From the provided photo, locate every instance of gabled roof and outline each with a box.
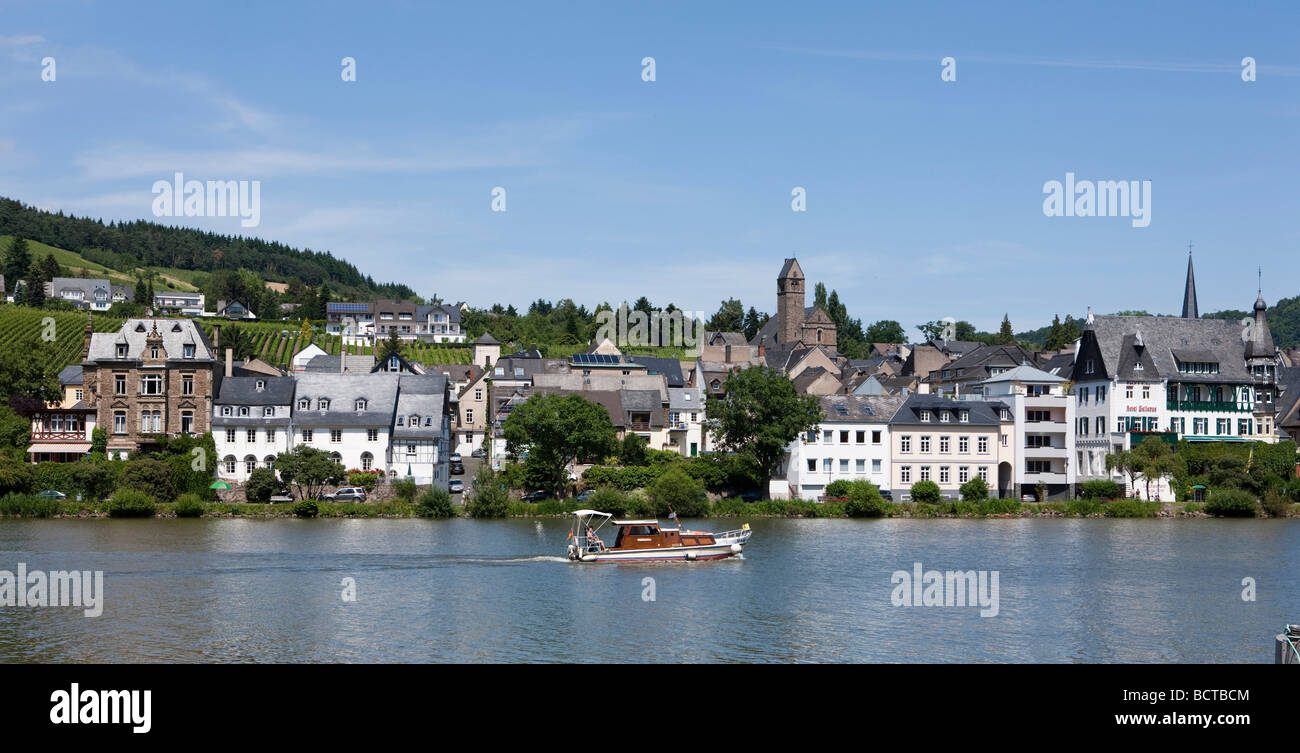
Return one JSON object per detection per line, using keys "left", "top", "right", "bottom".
{"left": 1082, "top": 315, "right": 1252, "bottom": 383}
{"left": 978, "top": 363, "right": 1066, "bottom": 385}
{"left": 215, "top": 376, "right": 296, "bottom": 405}
{"left": 293, "top": 373, "right": 400, "bottom": 427}
{"left": 392, "top": 374, "right": 450, "bottom": 438}
{"left": 626, "top": 356, "right": 684, "bottom": 387}
{"left": 58, "top": 365, "right": 83, "bottom": 386}
{"left": 817, "top": 394, "right": 905, "bottom": 424}
{"left": 86, "top": 318, "right": 214, "bottom": 362}
{"left": 889, "top": 394, "right": 1008, "bottom": 426}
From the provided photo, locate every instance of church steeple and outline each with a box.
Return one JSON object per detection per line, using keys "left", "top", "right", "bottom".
{"left": 1181, "top": 246, "right": 1198, "bottom": 319}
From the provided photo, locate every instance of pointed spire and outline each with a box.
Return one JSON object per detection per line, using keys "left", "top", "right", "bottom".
{"left": 1181, "top": 247, "right": 1198, "bottom": 319}
{"left": 1246, "top": 285, "right": 1275, "bottom": 360}
{"left": 1085, "top": 306, "right": 1094, "bottom": 327}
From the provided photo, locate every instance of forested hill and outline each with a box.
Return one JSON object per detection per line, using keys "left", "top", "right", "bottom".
{"left": 0, "top": 198, "right": 414, "bottom": 299}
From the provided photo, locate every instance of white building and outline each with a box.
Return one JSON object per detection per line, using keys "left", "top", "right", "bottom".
{"left": 667, "top": 387, "right": 708, "bottom": 457}
{"left": 214, "top": 376, "right": 295, "bottom": 482}
{"left": 291, "top": 372, "right": 451, "bottom": 487}
{"left": 155, "top": 291, "right": 205, "bottom": 316}
{"left": 783, "top": 394, "right": 904, "bottom": 499}
{"left": 974, "top": 363, "right": 1076, "bottom": 498}
{"left": 291, "top": 344, "right": 328, "bottom": 373}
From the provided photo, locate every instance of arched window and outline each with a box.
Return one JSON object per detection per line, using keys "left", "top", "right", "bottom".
{"left": 263, "top": 456, "right": 276, "bottom": 469}
{"left": 330, "top": 452, "right": 342, "bottom": 463}
{"left": 223, "top": 455, "right": 237, "bottom": 475}
{"left": 361, "top": 452, "right": 373, "bottom": 471}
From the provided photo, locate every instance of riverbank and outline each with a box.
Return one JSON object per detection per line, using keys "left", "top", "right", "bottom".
{"left": 3, "top": 495, "right": 1296, "bottom": 519}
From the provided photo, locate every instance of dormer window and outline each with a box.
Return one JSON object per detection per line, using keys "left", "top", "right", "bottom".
{"left": 396, "top": 416, "right": 404, "bottom": 426}
{"left": 255, "top": 380, "right": 265, "bottom": 390}
{"left": 117, "top": 345, "right": 128, "bottom": 358}
{"left": 919, "top": 410, "right": 931, "bottom": 422}
{"left": 150, "top": 347, "right": 159, "bottom": 359}
{"left": 222, "top": 406, "right": 232, "bottom": 416}
{"left": 238, "top": 407, "right": 249, "bottom": 417}
{"left": 355, "top": 399, "right": 367, "bottom": 411}
{"left": 424, "top": 417, "right": 432, "bottom": 426}
{"left": 317, "top": 398, "right": 330, "bottom": 410}
{"left": 410, "top": 415, "right": 419, "bottom": 426}
{"left": 298, "top": 398, "right": 310, "bottom": 410}
{"left": 959, "top": 410, "right": 969, "bottom": 423}
{"left": 263, "top": 407, "right": 274, "bottom": 417}
{"left": 184, "top": 344, "right": 195, "bottom": 358}
{"left": 939, "top": 411, "right": 951, "bottom": 423}
{"left": 1085, "top": 359, "right": 1095, "bottom": 375}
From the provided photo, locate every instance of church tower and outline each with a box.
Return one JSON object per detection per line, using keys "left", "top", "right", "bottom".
{"left": 1181, "top": 249, "right": 1199, "bottom": 319}
{"left": 776, "top": 258, "right": 805, "bottom": 345}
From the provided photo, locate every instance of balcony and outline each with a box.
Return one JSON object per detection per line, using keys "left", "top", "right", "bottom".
{"left": 1167, "top": 400, "right": 1249, "bottom": 413}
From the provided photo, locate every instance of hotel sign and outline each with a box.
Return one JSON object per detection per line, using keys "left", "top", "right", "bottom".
{"left": 1126, "top": 405, "right": 1157, "bottom": 412}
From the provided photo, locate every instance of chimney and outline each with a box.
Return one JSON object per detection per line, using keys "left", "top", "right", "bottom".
{"left": 725, "top": 344, "right": 732, "bottom": 362}
{"left": 225, "top": 348, "right": 233, "bottom": 378}
{"left": 212, "top": 324, "right": 221, "bottom": 348}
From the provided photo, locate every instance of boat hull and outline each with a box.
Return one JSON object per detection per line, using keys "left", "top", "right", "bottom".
{"left": 575, "top": 542, "right": 742, "bottom": 562}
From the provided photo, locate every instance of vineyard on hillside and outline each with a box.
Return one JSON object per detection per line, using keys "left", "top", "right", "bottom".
{"left": 0, "top": 307, "right": 125, "bottom": 372}
{"left": 192, "top": 320, "right": 473, "bottom": 369}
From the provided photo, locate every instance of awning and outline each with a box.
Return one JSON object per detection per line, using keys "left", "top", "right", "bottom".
{"left": 26, "top": 442, "right": 91, "bottom": 454}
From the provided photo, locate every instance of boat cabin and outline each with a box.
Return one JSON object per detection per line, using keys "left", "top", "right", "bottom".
{"left": 611, "top": 520, "right": 715, "bottom": 550}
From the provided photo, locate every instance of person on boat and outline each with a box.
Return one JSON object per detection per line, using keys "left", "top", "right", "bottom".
{"left": 586, "top": 526, "right": 605, "bottom": 551}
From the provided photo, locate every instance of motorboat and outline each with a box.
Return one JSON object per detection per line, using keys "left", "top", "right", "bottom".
{"left": 566, "top": 510, "right": 751, "bottom": 562}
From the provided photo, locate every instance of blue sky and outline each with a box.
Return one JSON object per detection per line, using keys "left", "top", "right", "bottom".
{"left": 1, "top": 1, "right": 1298, "bottom": 334}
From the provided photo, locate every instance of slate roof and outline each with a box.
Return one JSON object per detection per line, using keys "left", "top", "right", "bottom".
{"left": 979, "top": 363, "right": 1067, "bottom": 384}
{"left": 927, "top": 344, "right": 1038, "bottom": 383}
{"left": 1274, "top": 366, "right": 1300, "bottom": 431}
{"left": 392, "top": 374, "right": 449, "bottom": 439}
{"left": 58, "top": 365, "right": 83, "bottom": 386}
{"left": 668, "top": 387, "right": 704, "bottom": 412}
{"left": 889, "top": 394, "right": 1008, "bottom": 426}
{"left": 293, "top": 373, "right": 400, "bottom": 427}
{"left": 415, "top": 303, "right": 462, "bottom": 324}
{"left": 473, "top": 333, "right": 499, "bottom": 345}
{"left": 1080, "top": 315, "right": 1252, "bottom": 384}
{"left": 86, "top": 319, "right": 215, "bottom": 362}
{"left": 705, "top": 331, "right": 749, "bottom": 347}
{"left": 215, "top": 376, "right": 296, "bottom": 406}
{"left": 627, "top": 356, "right": 684, "bottom": 387}
{"left": 817, "top": 394, "right": 906, "bottom": 424}
{"left": 303, "top": 354, "right": 378, "bottom": 373}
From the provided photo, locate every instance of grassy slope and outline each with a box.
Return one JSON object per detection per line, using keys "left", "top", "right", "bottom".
{"left": 1, "top": 235, "right": 202, "bottom": 292}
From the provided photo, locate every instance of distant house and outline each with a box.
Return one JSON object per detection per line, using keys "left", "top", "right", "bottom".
{"left": 291, "top": 344, "right": 328, "bottom": 373}
{"left": 213, "top": 301, "right": 256, "bottom": 320}
{"left": 154, "top": 291, "right": 205, "bottom": 316}
{"left": 47, "top": 277, "right": 116, "bottom": 311}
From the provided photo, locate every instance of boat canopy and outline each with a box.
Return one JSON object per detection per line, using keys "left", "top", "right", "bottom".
{"left": 611, "top": 519, "right": 659, "bottom": 526}
{"left": 572, "top": 509, "right": 614, "bottom": 518}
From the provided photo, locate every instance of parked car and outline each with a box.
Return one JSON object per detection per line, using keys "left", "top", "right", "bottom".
{"left": 521, "top": 489, "right": 553, "bottom": 502}
{"left": 1021, "top": 494, "right": 1037, "bottom": 502}
{"left": 270, "top": 488, "right": 293, "bottom": 503}
{"left": 449, "top": 453, "right": 462, "bottom": 463}
{"left": 740, "top": 491, "right": 761, "bottom": 503}
{"left": 880, "top": 489, "right": 893, "bottom": 501}
{"left": 449, "top": 480, "right": 464, "bottom": 494}
{"left": 325, "top": 487, "right": 368, "bottom": 502}
{"left": 450, "top": 462, "right": 465, "bottom": 475}
{"left": 575, "top": 489, "right": 595, "bottom": 502}
{"left": 36, "top": 490, "right": 66, "bottom": 499}
{"left": 470, "top": 448, "right": 486, "bottom": 458}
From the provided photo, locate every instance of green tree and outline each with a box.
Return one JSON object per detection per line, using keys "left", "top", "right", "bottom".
{"left": 244, "top": 467, "right": 280, "bottom": 503}
{"left": 915, "top": 321, "right": 945, "bottom": 341}
{"left": 705, "top": 366, "right": 823, "bottom": 498}
{"left": 274, "top": 446, "right": 346, "bottom": 500}
{"left": 502, "top": 393, "right": 617, "bottom": 497}
{"left": 910, "top": 479, "right": 942, "bottom": 504}
{"left": 648, "top": 466, "right": 708, "bottom": 517}
{"left": 0, "top": 333, "right": 61, "bottom": 410}
{"left": 24, "top": 260, "right": 47, "bottom": 307}
{"left": 1043, "top": 315, "right": 1065, "bottom": 350}
{"left": 742, "top": 307, "right": 767, "bottom": 341}
{"left": 619, "top": 432, "right": 648, "bottom": 466}
{"left": 997, "top": 314, "right": 1015, "bottom": 344}
{"left": 705, "top": 298, "right": 745, "bottom": 333}
{"left": 3, "top": 237, "right": 31, "bottom": 286}
{"left": 467, "top": 465, "right": 509, "bottom": 518}
{"left": 960, "top": 476, "right": 989, "bottom": 502}
{"left": 864, "top": 320, "right": 906, "bottom": 344}
{"left": 120, "top": 458, "right": 176, "bottom": 501}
